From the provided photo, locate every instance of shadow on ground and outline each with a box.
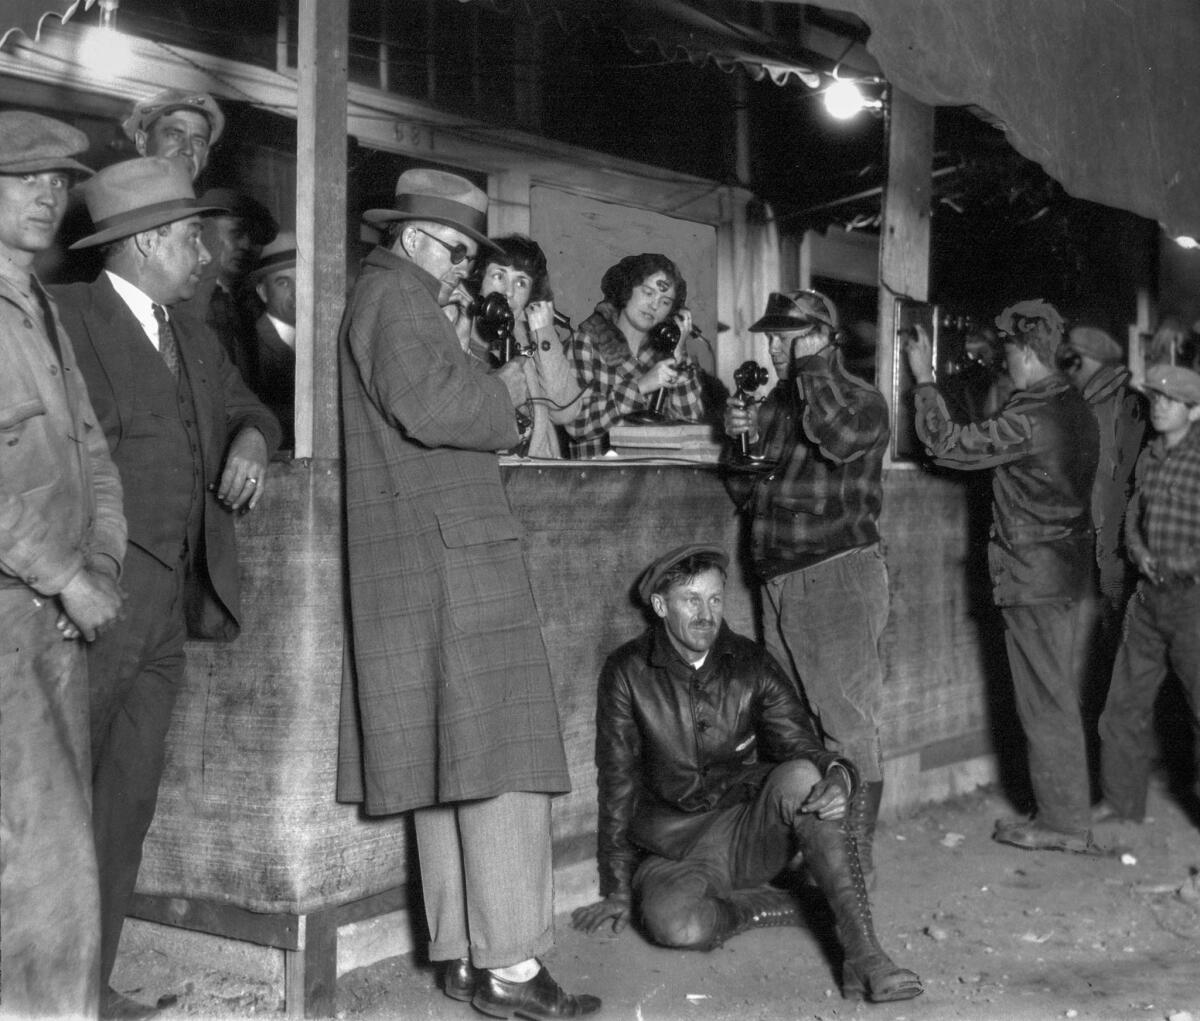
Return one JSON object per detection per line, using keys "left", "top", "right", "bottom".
{"left": 114, "top": 779, "right": 1200, "bottom": 1021}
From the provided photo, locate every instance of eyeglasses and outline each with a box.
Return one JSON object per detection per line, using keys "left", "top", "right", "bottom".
{"left": 414, "top": 227, "right": 474, "bottom": 266}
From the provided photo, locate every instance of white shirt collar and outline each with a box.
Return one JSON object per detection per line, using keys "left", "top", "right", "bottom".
{"left": 105, "top": 270, "right": 162, "bottom": 349}
{"left": 266, "top": 312, "right": 296, "bottom": 348}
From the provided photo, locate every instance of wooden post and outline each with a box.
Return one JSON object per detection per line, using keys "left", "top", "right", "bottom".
{"left": 877, "top": 87, "right": 933, "bottom": 466}
{"left": 296, "top": 0, "right": 347, "bottom": 461}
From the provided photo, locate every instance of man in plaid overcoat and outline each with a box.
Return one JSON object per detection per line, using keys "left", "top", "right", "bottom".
{"left": 337, "top": 168, "right": 600, "bottom": 1020}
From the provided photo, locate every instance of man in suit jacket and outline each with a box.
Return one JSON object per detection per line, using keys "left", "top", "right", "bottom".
{"left": 53, "top": 156, "right": 280, "bottom": 1016}
{"left": 248, "top": 231, "right": 297, "bottom": 449}
{"left": 338, "top": 169, "right": 599, "bottom": 1020}
{"left": 0, "top": 110, "right": 126, "bottom": 1021}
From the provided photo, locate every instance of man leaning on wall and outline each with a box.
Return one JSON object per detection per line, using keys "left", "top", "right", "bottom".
{"left": 0, "top": 110, "right": 126, "bottom": 1020}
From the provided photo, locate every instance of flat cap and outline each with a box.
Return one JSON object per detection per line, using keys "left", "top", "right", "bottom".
{"left": 1066, "top": 326, "right": 1123, "bottom": 364}
{"left": 637, "top": 543, "right": 729, "bottom": 604}
{"left": 0, "top": 110, "right": 92, "bottom": 177}
{"left": 995, "top": 299, "right": 1065, "bottom": 338}
{"left": 122, "top": 89, "right": 225, "bottom": 146}
{"left": 197, "top": 188, "right": 278, "bottom": 246}
{"left": 1142, "top": 364, "right": 1200, "bottom": 406}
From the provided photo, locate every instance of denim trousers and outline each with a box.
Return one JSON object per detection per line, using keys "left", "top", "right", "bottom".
{"left": 0, "top": 589, "right": 100, "bottom": 1018}
{"left": 413, "top": 791, "right": 555, "bottom": 969}
{"left": 762, "top": 546, "right": 890, "bottom": 781}
{"left": 632, "top": 760, "right": 821, "bottom": 948}
{"left": 1099, "top": 582, "right": 1200, "bottom": 821}
{"left": 1000, "top": 600, "right": 1093, "bottom": 833}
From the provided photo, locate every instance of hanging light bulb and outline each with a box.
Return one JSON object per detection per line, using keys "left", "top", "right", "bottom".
{"left": 80, "top": 0, "right": 133, "bottom": 78}
{"left": 1174, "top": 235, "right": 1199, "bottom": 250}
{"left": 822, "top": 78, "right": 886, "bottom": 121}
{"left": 823, "top": 79, "right": 866, "bottom": 120}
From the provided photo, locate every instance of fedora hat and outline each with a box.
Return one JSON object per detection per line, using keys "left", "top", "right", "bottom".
{"left": 749, "top": 289, "right": 839, "bottom": 333}
{"left": 0, "top": 110, "right": 93, "bottom": 178}
{"left": 70, "top": 157, "right": 228, "bottom": 250}
{"left": 197, "top": 188, "right": 279, "bottom": 246}
{"left": 362, "top": 168, "right": 498, "bottom": 250}
{"left": 122, "top": 88, "right": 225, "bottom": 147}
{"left": 250, "top": 231, "right": 298, "bottom": 280}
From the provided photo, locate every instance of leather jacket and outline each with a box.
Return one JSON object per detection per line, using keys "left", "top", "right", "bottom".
{"left": 594, "top": 621, "right": 856, "bottom": 898}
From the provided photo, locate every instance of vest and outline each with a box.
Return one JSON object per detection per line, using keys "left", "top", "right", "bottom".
{"left": 115, "top": 349, "right": 206, "bottom": 569}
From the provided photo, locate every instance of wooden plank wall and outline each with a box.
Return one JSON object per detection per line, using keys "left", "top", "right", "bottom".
{"left": 138, "top": 460, "right": 1007, "bottom": 914}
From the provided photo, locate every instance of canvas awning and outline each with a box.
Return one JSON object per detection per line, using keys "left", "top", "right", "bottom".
{"left": 512, "top": 0, "right": 1200, "bottom": 238}
{"left": 815, "top": 0, "right": 1200, "bottom": 240}
{"left": 0, "top": 0, "right": 94, "bottom": 49}
{"left": 6, "top": 0, "right": 1198, "bottom": 238}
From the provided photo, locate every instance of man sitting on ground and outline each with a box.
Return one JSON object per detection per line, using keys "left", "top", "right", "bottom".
{"left": 571, "top": 544, "right": 922, "bottom": 1004}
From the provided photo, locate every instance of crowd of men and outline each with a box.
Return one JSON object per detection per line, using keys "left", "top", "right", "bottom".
{"left": 3, "top": 83, "right": 1199, "bottom": 1021}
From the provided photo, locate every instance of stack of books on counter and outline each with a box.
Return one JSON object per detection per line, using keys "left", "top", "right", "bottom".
{"left": 608, "top": 421, "right": 723, "bottom": 463}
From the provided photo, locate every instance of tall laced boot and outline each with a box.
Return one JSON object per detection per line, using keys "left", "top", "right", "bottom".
{"left": 703, "top": 885, "right": 804, "bottom": 950}
{"left": 847, "top": 780, "right": 883, "bottom": 889}
{"left": 795, "top": 813, "right": 923, "bottom": 1003}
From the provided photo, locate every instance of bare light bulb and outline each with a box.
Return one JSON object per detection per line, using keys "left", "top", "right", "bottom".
{"left": 823, "top": 80, "right": 865, "bottom": 120}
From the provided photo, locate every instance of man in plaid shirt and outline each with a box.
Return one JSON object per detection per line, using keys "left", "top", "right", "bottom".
{"left": 1096, "top": 364, "right": 1200, "bottom": 826}
{"left": 723, "top": 289, "right": 891, "bottom": 885}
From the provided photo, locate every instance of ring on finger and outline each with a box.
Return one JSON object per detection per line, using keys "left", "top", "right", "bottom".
{"left": 247, "top": 477, "right": 258, "bottom": 486}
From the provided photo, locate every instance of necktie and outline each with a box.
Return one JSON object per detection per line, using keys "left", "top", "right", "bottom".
{"left": 152, "top": 303, "right": 181, "bottom": 380}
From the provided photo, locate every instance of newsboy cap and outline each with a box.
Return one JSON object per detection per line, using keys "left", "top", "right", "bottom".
{"left": 637, "top": 543, "right": 729, "bottom": 605}
{"left": 362, "top": 168, "right": 499, "bottom": 250}
{"left": 0, "top": 110, "right": 92, "bottom": 178}
{"left": 197, "top": 188, "right": 279, "bottom": 246}
{"left": 250, "top": 231, "right": 298, "bottom": 280}
{"left": 995, "top": 299, "right": 1065, "bottom": 338}
{"left": 1065, "top": 326, "right": 1123, "bottom": 364}
{"left": 122, "top": 88, "right": 225, "bottom": 146}
{"left": 749, "top": 289, "right": 839, "bottom": 333}
{"left": 1142, "top": 364, "right": 1200, "bottom": 406}
{"left": 70, "top": 157, "right": 228, "bottom": 250}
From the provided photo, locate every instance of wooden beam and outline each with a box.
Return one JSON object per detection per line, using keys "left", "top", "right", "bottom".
{"left": 877, "top": 87, "right": 933, "bottom": 466}
{"left": 296, "top": 0, "right": 347, "bottom": 461}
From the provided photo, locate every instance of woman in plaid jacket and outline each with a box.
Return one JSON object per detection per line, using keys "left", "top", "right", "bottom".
{"left": 565, "top": 253, "right": 705, "bottom": 457}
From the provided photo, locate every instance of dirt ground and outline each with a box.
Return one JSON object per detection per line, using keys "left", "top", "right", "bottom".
{"left": 112, "top": 777, "right": 1200, "bottom": 1021}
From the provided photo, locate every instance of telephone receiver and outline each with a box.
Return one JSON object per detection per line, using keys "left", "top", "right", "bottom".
{"left": 732, "top": 359, "right": 770, "bottom": 460}
{"left": 642, "top": 316, "right": 701, "bottom": 417}
{"left": 475, "top": 291, "right": 523, "bottom": 362}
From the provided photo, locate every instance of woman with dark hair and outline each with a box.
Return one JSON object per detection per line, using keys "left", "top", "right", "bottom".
{"left": 457, "top": 234, "right": 582, "bottom": 458}
{"left": 565, "top": 253, "right": 705, "bottom": 457}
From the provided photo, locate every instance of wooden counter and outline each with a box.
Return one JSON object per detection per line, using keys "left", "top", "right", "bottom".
{"left": 133, "top": 457, "right": 1002, "bottom": 1014}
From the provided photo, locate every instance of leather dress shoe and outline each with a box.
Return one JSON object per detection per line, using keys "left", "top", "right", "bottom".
{"left": 443, "top": 957, "right": 476, "bottom": 1001}
{"left": 472, "top": 965, "right": 601, "bottom": 1020}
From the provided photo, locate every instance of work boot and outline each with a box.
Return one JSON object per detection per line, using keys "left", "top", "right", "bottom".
{"left": 704, "top": 885, "right": 804, "bottom": 949}
{"left": 847, "top": 780, "right": 883, "bottom": 888}
{"left": 795, "top": 813, "right": 923, "bottom": 1003}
